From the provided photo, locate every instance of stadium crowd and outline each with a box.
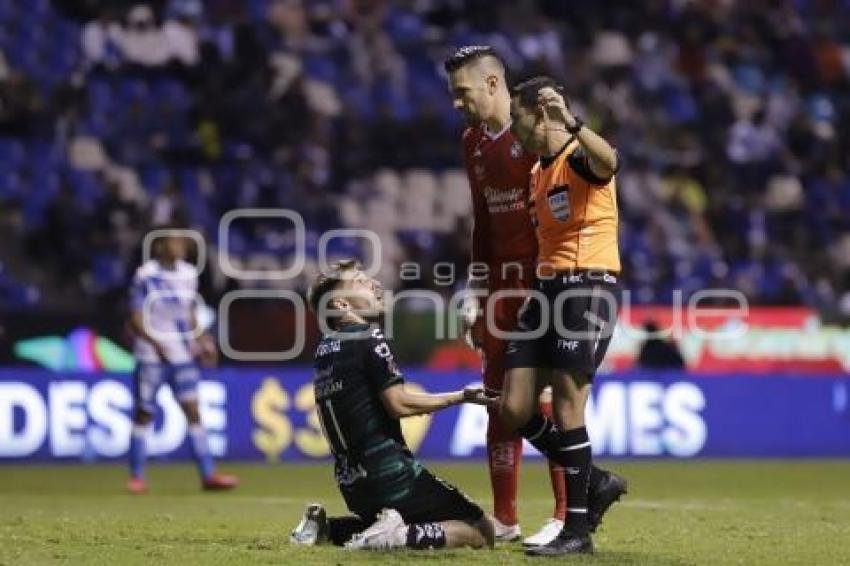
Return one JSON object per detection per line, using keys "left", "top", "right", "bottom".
{"left": 1, "top": 0, "right": 850, "bottom": 318}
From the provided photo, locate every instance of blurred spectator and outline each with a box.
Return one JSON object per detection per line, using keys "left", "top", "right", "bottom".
{"left": 0, "top": 0, "right": 849, "bottom": 315}
{"left": 0, "top": 63, "right": 44, "bottom": 137}
{"left": 118, "top": 5, "right": 170, "bottom": 68}
{"left": 637, "top": 321, "right": 686, "bottom": 370}
{"left": 163, "top": 2, "right": 201, "bottom": 67}
{"left": 82, "top": 8, "right": 124, "bottom": 70}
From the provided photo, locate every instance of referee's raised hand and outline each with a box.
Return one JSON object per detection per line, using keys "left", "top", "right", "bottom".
{"left": 537, "top": 86, "right": 577, "bottom": 130}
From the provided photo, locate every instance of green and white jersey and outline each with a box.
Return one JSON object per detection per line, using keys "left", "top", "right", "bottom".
{"left": 313, "top": 322, "right": 423, "bottom": 512}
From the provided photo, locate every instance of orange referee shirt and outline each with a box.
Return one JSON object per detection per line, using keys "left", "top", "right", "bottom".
{"left": 529, "top": 139, "right": 621, "bottom": 276}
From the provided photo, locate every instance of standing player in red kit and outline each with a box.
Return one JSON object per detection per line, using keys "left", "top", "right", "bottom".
{"left": 444, "top": 46, "right": 627, "bottom": 546}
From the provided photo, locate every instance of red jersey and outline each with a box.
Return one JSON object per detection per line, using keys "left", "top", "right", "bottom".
{"left": 461, "top": 123, "right": 538, "bottom": 270}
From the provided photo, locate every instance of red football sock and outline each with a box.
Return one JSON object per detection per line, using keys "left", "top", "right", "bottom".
{"left": 541, "top": 400, "right": 567, "bottom": 521}
{"left": 487, "top": 408, "right": 522, "bottom": 526}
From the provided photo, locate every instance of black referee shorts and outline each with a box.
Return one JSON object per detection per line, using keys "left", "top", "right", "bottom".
{"left": 504, "top": 269, "right": 619, "bottom": 380}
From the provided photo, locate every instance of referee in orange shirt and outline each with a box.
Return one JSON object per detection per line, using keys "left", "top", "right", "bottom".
{"left": 501, "top": 76, "right": 626, "bottom": 556}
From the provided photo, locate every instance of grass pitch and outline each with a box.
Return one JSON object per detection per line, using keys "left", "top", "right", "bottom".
{"left": 1, "top": 461, "right": 848, "bottom": 565}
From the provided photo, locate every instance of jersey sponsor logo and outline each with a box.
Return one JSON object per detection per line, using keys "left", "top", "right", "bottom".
{"left": 547, "top": 185, "right": 571, "bottom": 222}
{"left": 386, "top": 357, "right": 401, "bottom": 377}
{"left": 316, "top": 340, "right": 341, "bottom": 357}
{"left": 374, "top": 343, "right": 392, "bottom": 359}
{"left": 335, "top": 458, "right": 368, "bottom": 486}
{"left": 483, "top": 186, "right": 526, "bottom": 214}
{"left": 315, "top": 378, "right": 343, "bottom": 400}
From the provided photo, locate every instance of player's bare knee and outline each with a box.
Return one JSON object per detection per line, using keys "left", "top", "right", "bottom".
{"left": 499, "top": 397, "right": 531, "bottom": 431}
{"left": 552, "top": 398, "right": 584, "bottom": 430}
{"left": 561, "top": 410, "right": 585, "bottom": 430}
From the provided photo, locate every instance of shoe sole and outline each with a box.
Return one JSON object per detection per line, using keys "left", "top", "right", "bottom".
{"left": 525, "top": 545, "right": 594, "bottom": 556}
{"left": 523, "top": 535, "right": 560, "bottom": 547}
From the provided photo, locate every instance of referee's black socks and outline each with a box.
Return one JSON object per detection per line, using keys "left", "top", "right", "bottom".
{"left": 559, "top": 426, "right": 592, "bottom": 535}
{"left": 517, "top": 414, "right": 592, "bottom": 534}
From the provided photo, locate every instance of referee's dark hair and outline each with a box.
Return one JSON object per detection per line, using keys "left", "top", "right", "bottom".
{"left": 443, "top": 45, "right": 505, "bottom": 73}
{"left": 307, "top": 258, "right": 361, "bottom": 321}
{"left": 511, "top": 75, "right": 570, "bottom": 110}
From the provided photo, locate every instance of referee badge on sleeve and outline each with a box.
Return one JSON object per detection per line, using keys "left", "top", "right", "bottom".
{"left": 547, "top": 185, "right": 571, "bottom": 222}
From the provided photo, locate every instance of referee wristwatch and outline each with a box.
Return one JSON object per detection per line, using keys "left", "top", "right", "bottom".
{"left": 566, "top": 116, "right": 584, "bottom": 135}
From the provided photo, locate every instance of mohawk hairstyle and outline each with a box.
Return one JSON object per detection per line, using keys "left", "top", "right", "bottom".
{"left": 443, "top": 45, "right": 505, "bottom": 73}
{"left": 307, "top": 258, "right": 361, "bottom": 314}
{"left": 511, "top": 75, "right": 568, "bottom": 109}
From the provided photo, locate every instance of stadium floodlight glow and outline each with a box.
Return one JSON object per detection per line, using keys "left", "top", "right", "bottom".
{"left": 142, "top": 228, "right": 207, "bottom": 278}
{"left": 317, "top": 228, "right": 382, "bottom": 278}
{"left": 218, "top": 209, "right": 306, "bottom": 281}
{"left": 142, "top": 289, "right": 205, "bottom": 342}
{"left": 218, "top": 290, "right": 306, "bottom": 361}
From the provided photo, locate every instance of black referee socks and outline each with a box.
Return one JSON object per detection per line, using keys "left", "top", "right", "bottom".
{"left": 517, "top": 413, "right": 564, "bottom": 459}
{"left": 516, "top": 415, "right": 592, "bottom": 534}
{"left": 560, "top": 426, "right": 592, "bottom": 535}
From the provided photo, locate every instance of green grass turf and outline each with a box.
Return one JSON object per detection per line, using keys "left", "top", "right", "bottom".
{"left": 1, "top": 461, "right": 849, "bottom": 565}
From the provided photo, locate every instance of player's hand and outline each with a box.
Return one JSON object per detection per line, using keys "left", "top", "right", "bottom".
{"left": 459, "top": 292, "right": 479, "bottom": 329}
{"left": 459, "top": 291, "right": 485, "bottom": 350}
{"left": 463, "top": 386, "right": 500, "bottom": 409}
{"left": 538, "top": 86, "right": 576, "bottom": 129}
{"left": 463, "top": 318, "right": 486, "bottom": 350}
{"left": 195, "top": 334, "right": 219, "bottom": 368}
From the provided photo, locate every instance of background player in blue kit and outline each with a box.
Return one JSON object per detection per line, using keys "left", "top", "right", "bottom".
{"left": 126, "top": 228, "right": 237, "bottom": 493}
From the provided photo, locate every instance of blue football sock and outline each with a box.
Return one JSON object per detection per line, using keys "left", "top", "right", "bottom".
{"left": 188, "top": 424, "right": 215, "bottom": 480}
{"left": 129, "top": 424, "right": 149, "bottom": 480}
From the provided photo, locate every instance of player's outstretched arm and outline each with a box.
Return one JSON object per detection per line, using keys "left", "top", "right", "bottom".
{"left": 380, "top": 384, "right": 497, "bottom": 418}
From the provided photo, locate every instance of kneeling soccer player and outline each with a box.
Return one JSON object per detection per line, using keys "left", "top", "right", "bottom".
{"left": 290, "top": 260, "right": 495, "bottom": 550}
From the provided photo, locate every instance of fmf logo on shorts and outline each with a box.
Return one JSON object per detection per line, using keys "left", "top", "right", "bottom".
{"left": 452, "top": 381, "right": 707, "bottom": 458}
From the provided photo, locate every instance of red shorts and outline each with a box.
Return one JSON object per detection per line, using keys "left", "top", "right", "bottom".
{"left": 480, "top": 269, "right": 533, "bottom": 392}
